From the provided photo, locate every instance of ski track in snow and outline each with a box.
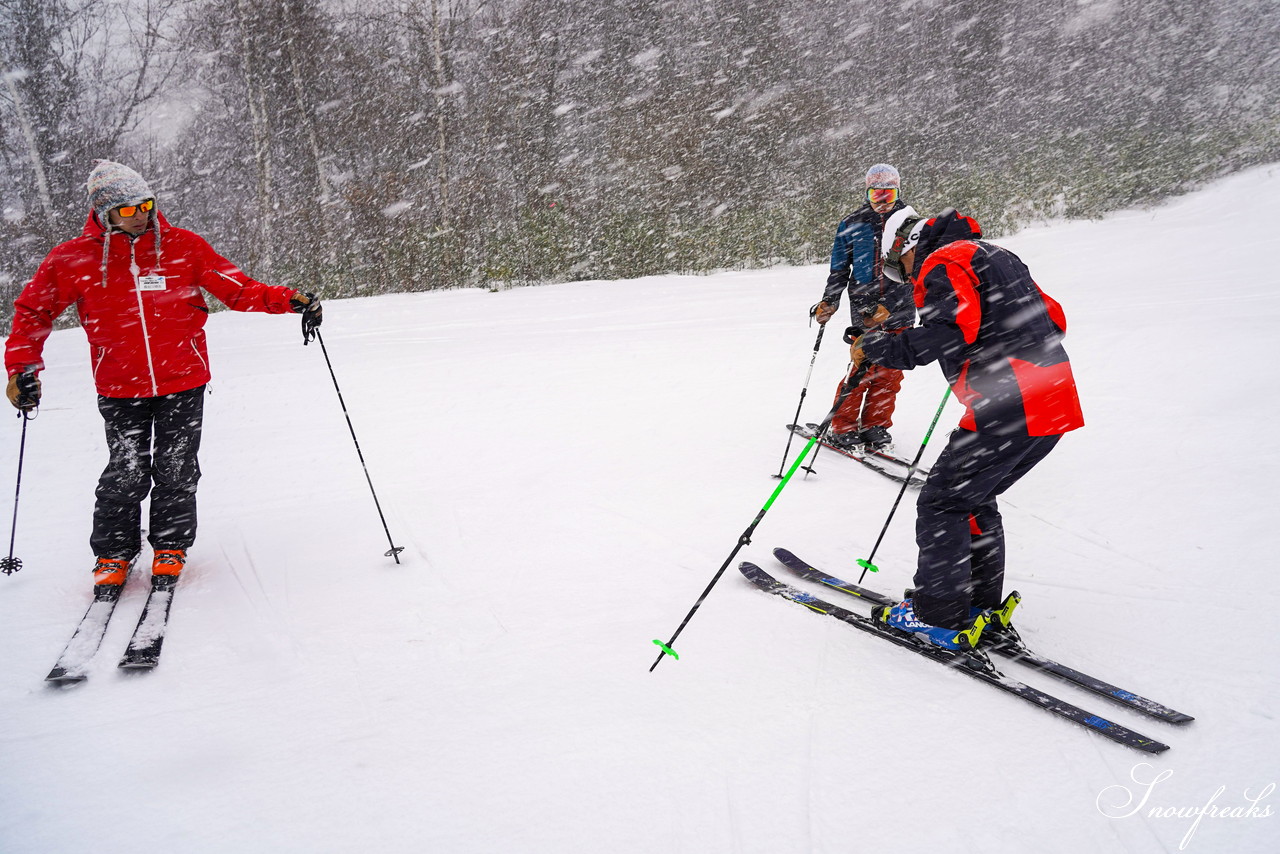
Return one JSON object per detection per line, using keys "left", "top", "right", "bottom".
{"left": 1, "top": 165, "right": 1279, "bottom": 853}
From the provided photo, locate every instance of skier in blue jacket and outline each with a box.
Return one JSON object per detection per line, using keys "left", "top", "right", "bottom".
{"left": 811, "top": 164, "right": 914, "bottom": 450}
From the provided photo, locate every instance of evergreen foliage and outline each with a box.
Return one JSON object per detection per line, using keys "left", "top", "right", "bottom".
{"left": 2, "top": 0, "right": 1279, "bottom": 328}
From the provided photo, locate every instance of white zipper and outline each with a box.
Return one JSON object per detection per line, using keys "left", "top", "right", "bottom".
{"left": 128, "top": 238, "right": 160, "bottom": 396}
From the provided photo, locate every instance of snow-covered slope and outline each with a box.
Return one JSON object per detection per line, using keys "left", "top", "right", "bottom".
{"left": 2, "top": 166, "right": 1278, "bottom": 853}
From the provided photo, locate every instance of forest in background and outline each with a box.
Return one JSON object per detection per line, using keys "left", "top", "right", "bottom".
{"left": 2, "top": 0, "right": 1279, "bottom": 329}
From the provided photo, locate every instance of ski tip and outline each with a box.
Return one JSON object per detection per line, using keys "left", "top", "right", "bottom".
{"left": 739, "top": 562, "right": 786, "bottom": 591}
{"left": 45, "top": 671, "right": 87, "bottom": 685}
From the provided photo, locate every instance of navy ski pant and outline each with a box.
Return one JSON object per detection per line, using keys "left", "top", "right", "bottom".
{"left": 91, "top": 385, "right": 205, "bottom": 559}
{"left": 912, "top": 428, "right": 1062, "bottom": 629}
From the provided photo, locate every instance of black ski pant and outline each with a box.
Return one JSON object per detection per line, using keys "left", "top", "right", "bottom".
{"left": 91, "top": 385, "right": 205, "bottom": 559}
{"left": 912, "top": 429, "right": 1063, "bottom": 630}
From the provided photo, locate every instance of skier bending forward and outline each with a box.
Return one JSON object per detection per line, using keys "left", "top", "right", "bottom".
{"left": 850, "top": 207, "right": 1084, "bottom": 651}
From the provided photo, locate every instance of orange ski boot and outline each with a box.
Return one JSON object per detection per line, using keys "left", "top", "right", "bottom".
{"left": 92, "top": 556, "right": 131, "bottom": 587}
{"left": 151, "top": 549, "right": 187, "bottom": 578}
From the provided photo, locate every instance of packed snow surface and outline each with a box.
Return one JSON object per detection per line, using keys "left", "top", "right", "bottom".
{"left": 2, "top": 166, "right": 1278, "bottom": 853}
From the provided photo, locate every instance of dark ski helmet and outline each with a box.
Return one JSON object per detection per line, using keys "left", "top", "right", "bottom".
{"left": 881, "top": 206, "right": 927, "bottom": 283}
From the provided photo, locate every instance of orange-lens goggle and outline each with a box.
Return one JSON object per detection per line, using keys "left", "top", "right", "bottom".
{"left": 867, "top": 188, "right": 898, "bottom": 206}
{"left": 116, "top": 199, "right": 155, "bottom": 218}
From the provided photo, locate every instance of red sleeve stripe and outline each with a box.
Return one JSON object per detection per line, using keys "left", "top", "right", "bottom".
{"left": 921, "top": 242, "right": 982, "bottom": 344}
{"left": 1034, "top": 281, "right": 1068, "bottom": 332}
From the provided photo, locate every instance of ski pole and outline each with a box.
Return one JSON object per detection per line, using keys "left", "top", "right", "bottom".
{"left": 773, "top": 324, "right": 825, "bottom": 479}
{"left": 2, "top": 411, "right": 34, "bottom": 576}
{"left": 650, "top": 361, "right": 871, "bottom": 671}
{"left": 801, "top": 357, "right": 863, "bottom": 478}
{"left": 311, "top": 329, "right": 405, "bottom": 563}
{"left": 855, "top": 387, "right": 951, "bottom": 583}
{"left": 803, "top": 324, "right": 874, "bottom": 478}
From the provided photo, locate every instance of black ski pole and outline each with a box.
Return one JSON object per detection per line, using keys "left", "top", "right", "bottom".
{"left": 802, "top": 359, "right": 861, "bottom": 478}
{"left": 2, "top": 411, "right": 34, "bottom": 576}
{"left": 855, "top": 387, "right": 951, "bottom": 583}
{"left": 650, "top": 360, "right": 871, "bottom": 671}
{"left": 774, "top": 324, "right": 826, "bottom": 479}
{"left": 803, "top": 325, "right": 869, "bottom": 478}
{"left": 311, "top": 329, "right": 405, "bottom": 563}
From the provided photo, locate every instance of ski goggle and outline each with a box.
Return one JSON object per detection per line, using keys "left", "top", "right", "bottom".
{"left": 115, "top": 199, "right": 155, "bottom": 218}
{"left": 867, "top": 187, "right": 899, "bottom": 207}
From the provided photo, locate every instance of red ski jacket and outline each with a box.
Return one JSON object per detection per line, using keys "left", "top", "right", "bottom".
{"left": 5, "top": 210, "right": 296, "bottom": 398}
{"left": 860, "top": 210, "right": 1084, "bottom": 437}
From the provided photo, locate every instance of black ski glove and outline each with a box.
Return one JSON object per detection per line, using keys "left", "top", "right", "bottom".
{"left": 290, "top": 291, "right": 324, "bottom": 344}
{"left": 6, "top": 370, "right": 40, "bottom": 411}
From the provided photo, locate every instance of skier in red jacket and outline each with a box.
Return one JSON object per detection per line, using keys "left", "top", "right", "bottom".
{"left": 850, "top": 207, "right": 1084, "bottom": 651}
{"left": 4, "top": 160, "right": 322, "bottom": 588}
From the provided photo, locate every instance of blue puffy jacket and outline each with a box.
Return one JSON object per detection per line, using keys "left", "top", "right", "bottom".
{"left": 821, "top": 201, "right": 914, "bottom": 329}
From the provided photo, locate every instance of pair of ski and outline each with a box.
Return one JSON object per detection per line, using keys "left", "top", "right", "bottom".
{"left": 742, "top": 548, "right": 1193, "bottom": 754}
{"left": 46, "top": 561, "right": 179, "bottom": 684}
{"left": 786, "top": 423, "right": 928, "bottom": 489}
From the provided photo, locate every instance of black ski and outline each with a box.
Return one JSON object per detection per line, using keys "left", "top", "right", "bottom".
{"left": 45, "top": 583, "right": 128, "bottom": 684}
{"left": 772, "top": 547, "right": 1193, "bottom": 724}
{"left": 787, "top": 424, "right": 926, "bottom": 488}
{"left": 46, "top": 557, "right": 138, "bottom": 684}
{"left": 739, "top": 561, "right": 1170, "bottom": 754}
{"left": 801, "top": 422, "right": 932, "bottom": 477}
{"left": 118, "top": 574, "right": 180, "bottom": 670}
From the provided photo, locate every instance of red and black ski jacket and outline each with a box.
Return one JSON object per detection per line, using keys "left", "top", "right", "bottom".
{"left": 859, "top": 209, "right": 1084, "bottom": 436}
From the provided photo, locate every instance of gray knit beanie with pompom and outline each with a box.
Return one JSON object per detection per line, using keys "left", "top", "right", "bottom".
{"left": 86, "top": 160, "right": 155, "bottom": 228}
{"left": 85, "top": 160, "right": 161, "bottom": 284}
